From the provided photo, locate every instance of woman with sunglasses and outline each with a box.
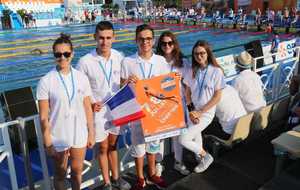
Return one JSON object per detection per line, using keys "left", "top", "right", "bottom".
{"left": 37, "top": 33, "right": 95, "bottom": 190}
{"left": 180, "top": 40, "right": 225, "bottom": 173}
{"left": 155, "top": 31, "right": 191, "bottom": 176}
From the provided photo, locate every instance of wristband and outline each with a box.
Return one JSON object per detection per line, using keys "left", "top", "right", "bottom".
{"left": 187, "top": 103, "right": 195, "bottom": 112}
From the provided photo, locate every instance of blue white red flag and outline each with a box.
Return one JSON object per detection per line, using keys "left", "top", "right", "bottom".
{"left": 106, "top": 85, "right": 145, "bottom": 126}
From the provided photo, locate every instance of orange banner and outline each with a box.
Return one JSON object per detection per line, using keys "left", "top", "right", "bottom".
{"left": 135, "top": 73, "right": 185, "bottom": 141}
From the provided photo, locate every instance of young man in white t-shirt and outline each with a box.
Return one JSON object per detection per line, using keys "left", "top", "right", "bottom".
{"left": 77, "top": 21, "right": 130, "bottom": 190}
{"left": 121, "top": 24, "right": 169, "bottom": 190}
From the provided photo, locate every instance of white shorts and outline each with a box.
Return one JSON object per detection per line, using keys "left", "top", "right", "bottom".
{"left": 52, "top": 132, "right": 88, "bottom": 152}
{"left": 52, "top": 118, "right": 88, "bottom": 152}
{"left": 54, "top": 143, "right": 87, "bottom": 152}
{"left": 129, "top": 121, "right": 160, "bottom": 158}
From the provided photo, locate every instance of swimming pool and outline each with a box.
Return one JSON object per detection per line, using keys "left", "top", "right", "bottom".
{"left": 0, "top": 23, "right": 270, "bottom": 95}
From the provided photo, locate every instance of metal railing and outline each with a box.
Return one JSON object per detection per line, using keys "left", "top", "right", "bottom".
{"left": 0, "top": 115, "right": 51, "bottom": 190}
{"left": 0, "top": 114, "right": 135, "bottom": 190}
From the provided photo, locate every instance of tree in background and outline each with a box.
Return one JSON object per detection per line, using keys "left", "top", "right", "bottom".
{"left": 17, "top": 9, "right": 26, "bottom": 23}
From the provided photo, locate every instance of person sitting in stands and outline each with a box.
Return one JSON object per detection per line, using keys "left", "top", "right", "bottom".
{"left": 271, "top": 32, "right": 280, "bottom": 63}
{"left": 228, "top": 8, "right": 234, "bottom": 20}
{"left": 265, "top": 21, "right": 273, "bottom": 33}
{"left": 288, "top": 75, "right": 300, "bottom": 128}
{"left": 294, "top": 31, "right": 300, "bottom": 59}
{"left": 204, "top": 84, "right": 247, "bottom": 140}
{"left": 212, "top": 10, "right": 222, "bottom": 27}
{"left": 256, "top": 8, "right": 262, "bottom": 31}
{"left": 232, "top": 51, "right": 266, "bottom": 113}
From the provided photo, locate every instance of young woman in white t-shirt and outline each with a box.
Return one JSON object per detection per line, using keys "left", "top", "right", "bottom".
{"left": 155, "top": 31, "right": 190, "bottom": 176}
{"left": 180, "top": 40, "right": 225, "bottom": 173}
{"left": 37, "top": 34, "right": 95, "bottom": 190}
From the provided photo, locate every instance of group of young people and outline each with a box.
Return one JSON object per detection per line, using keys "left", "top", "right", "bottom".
{"left": 37, "top": 20, "right": 266, "bottom": 190}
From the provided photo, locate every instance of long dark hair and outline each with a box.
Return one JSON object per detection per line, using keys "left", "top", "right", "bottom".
{"left": 192, "top": 40, "right": 221, "bottom": 78}
{"left": 156, "top": 31, "right": 184, "bottom": 68}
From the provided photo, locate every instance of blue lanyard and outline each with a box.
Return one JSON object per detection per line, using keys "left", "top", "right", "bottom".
{"left": 57, "top": 67, "right": 75, "bottom": 107}
{"left": 197, "top": 67, "right": 208, "bottom": 99}
{"left": 139, "top": 61, "right": 153, "bottom": 79}
{"left": 170, "top": 65, "right": 174, "bottom": 72}
{"left": 99, "top": 58, "right": 113, "bottom": 87}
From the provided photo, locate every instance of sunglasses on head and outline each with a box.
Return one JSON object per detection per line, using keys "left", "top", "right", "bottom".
{"left": 54, "top": 52, "right": 72, "bottom": 58}
{"left": 161, "top": 41, "right": 174, "bottom": 47}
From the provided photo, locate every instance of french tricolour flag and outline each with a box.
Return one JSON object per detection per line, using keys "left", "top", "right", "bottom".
{"left": 106, "top": 85, "right": 145, "bottom": 126}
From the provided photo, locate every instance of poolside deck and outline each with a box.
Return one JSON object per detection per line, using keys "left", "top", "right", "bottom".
{"left": 91, "top": 121, "right": 300, "bottom": 190}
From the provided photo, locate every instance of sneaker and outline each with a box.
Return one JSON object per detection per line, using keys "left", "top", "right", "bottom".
{"left": 111, "top": 177, "right": 131, "bottom": 190}
{"left": 155, "top": 162, "right": 164, "bottom": 177}
{"left": 131, "top": 178, "right": 146, "bottom": 190}
{"left": 147, "top": 175, "right": 167, "bottom": 189}
{"left": 174, "top": 162, "right": 190, "bottom": 175}
{"left": 194, "top": 153, "right": 214, "bottom": 173}
{"left": 103, "top": 183, "right": 112, "bottom": 190}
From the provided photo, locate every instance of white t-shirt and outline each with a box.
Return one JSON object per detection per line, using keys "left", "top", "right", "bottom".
{"left": 232, "top": 69, "right": 266, "bottom": 113}
{"left": 216, "top": 85, "right": 247, "bottom": 134}
{"left": 183, "top": 65, "right": 225, "bottom": 120}
{"left": 166, "top": 58, "right": 191, "bottom": 77}
{"left": 121, "top": 53, "right": 170, "bottom": 80}
{"left": 36, "top": 67, "right": 92, "bottom": 151}
{"left": 77, "top": 49, "right": 124, "bottom": 103}
{"left": 76, "top": 49, "right": 124, "bottom": 138}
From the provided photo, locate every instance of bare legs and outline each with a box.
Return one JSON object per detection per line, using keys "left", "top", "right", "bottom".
{"left": 53, "top": 147, "right": 86, "bottom": 190}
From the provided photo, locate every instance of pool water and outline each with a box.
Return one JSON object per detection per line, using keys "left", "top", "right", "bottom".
{"left": 0, "top": 23, "right": 270, "bottom": 94}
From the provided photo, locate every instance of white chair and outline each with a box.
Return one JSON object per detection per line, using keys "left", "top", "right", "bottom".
{"left": 205, "top": 112, "right": 254, "bottom": 158}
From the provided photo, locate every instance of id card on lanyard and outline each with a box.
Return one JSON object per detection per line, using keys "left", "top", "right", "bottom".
{"left": 197, "top": 67, "right": 208, "bottom": 99}
{"left": 138, "top": 57, "right": 153, "bottom": 79}
{"left": 57, "top": 67, "right": 75, "bottom": 118}
{"left": 99, "top": 58, "right": 113, "bottom": 88}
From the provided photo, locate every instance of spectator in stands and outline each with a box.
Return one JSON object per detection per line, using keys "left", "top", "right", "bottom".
{"left": 29, "top": 11, "right": 37, "bottom": 28}
{"left": 283, "top": 7, "right": 291, "bottom": 33}
{"left": 212, "top": 10, "right": 222, "bottom": 28}
{"left": 228, "top": 8, "right": 234, "bottom": 20}
{"left": 180, "top": 40, "right": 225, "bottom": 173}
{"left": 37, "top": 33, "right": 95, "bottom": 190}
{"left": 204, "top": 85, "right": 247, "bottom": 140}
{"left": 91, "top": 9, "right": 97, "bottom": 22}
{"left": 265, "top": 21, "right": 274, "bottom": 34}
{"left": 290, "top": 74, "right": 300, "bottom": 97}
{"left": 256, "top": 8, "right": 262, "bottom": 31}
{"left": 24, "top": 11, "right": 30, "bottom": 28}
{"left": 294, "top": 31, "right": 300, "bottom": 60}
{"left": 288, "top": 75, "right": 300, "bottom": 127}
{"left": 271, "top": 32, "right": 280, "bottom": 63}
{"left": 290, "top": 7, "right": 297, "bottom": 24}
{"left": 233, "top": 51, "right": 266, "bottom": 113}
{"left": 155, "top": 31, "right": 190, "bottom": 176}
{"left": 77, "top": 21, "right": 131, "bottom": 190}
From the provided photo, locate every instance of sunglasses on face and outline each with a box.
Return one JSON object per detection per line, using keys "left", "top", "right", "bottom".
{"left": 54, "top": 52, "right": 72, "bottom": 59}
{"left": 194, "top": 51, "right": 207, "bottom": 56}
{"left": 161, "top": 41, "right": 174, "bottom": 47}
